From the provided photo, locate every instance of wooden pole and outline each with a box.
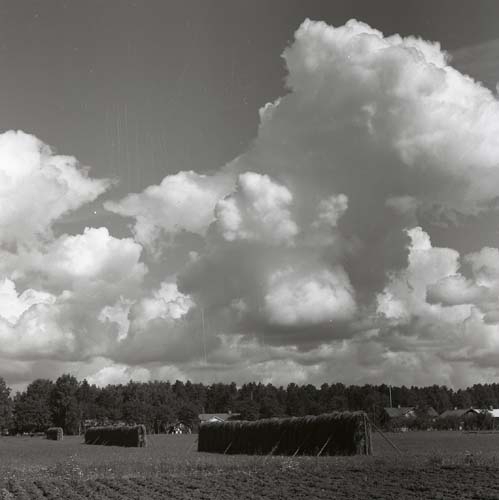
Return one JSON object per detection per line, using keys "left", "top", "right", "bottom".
{"left": 223, "top": 441, "right": 232, "bottom": 454}
{"left": 292, "top": 432, "right": 310, "bottom": 457}
{"left": 363, "top": 415, "right": 369, "bottom": 455}
{"left": 369, "top": 418, "right": 373, "bottom": 455}
{"left": 368, "top": 417, "right": 402, "bottom": 455}
{"left": 317, "top": 433, "right": 333, "bottom": 457}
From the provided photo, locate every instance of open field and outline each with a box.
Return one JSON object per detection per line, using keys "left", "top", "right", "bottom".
{"left": 2, "top": 431, "right": 499, "bottom": 498}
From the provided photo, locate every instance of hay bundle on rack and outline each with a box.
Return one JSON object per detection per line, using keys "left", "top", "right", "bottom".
{"left": 198, "top": 411, "right": 372, "bottom": 456}
{"left": 84, "top": 424, "right": 147, "bottom": 447}
{"left": 46, "top": 427, "right": 63, "bottom": 441}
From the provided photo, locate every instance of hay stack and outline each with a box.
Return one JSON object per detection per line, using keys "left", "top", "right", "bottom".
{"left": 46, "top": 427, "right": 64, "bottom": 441}
{"left": 198, "top": 411, "right": 372, "bottom": 456}
{"left": 84, "top": 424, "right": 147, "bottom": 447}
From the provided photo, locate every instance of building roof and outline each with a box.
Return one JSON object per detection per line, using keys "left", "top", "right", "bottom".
{"left": 198, "top": 413, "right": 236, "bottom": 422}
{"left": 426, "top": 407, "right": 439, "bottom": 418}
{"left": 439, "top": 408, "right": 479, "bottom": 419}
{"left": 384, "top": 407, "right": 415, "bottom": 418}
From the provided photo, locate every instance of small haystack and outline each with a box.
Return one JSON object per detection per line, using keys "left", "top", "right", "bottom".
{"left": 46, "top": 427, "right": 64, "bottom": 441}
{"left": 84, "top": 424, "right": 147, "bottom": 447}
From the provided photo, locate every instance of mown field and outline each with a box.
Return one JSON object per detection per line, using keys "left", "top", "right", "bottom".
{"left": 2, "top": 431, "right": 499, "bottom": 499}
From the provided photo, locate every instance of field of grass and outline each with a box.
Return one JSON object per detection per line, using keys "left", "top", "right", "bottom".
{"left": 2, "top": 431, "right": 499, "bottom": 498}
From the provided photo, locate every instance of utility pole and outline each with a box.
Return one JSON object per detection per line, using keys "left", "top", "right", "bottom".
{"left": 389, "top": 385, "right": 393, "bottom": 408}
{"left": 201, "top": 306, "right": 207, "bottom": 364}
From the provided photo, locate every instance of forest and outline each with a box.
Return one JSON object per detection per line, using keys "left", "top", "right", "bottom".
{"left": 1, "top": 375, "right": 499, "bottom": 435}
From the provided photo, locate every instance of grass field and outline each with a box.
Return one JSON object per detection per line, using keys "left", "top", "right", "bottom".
{"left": 2, "top": 431, "right": 499, "bottom": 498}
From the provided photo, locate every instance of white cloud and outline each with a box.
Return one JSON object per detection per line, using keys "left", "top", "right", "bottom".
{"left": 0, "top": 278, "right": 55, "bottom": 324}
{"left": 377, "top": 227, "right": 465, "bottom": 321}
{"left": 0, "top": 130, "right": 148, "bottom": 364}
{"left": 276, "top": 18, "right": 499, "bottom": 214}
{"left": 131, "top": 281, "right": 193, "bottom": 331}
{"left": 38, "top": 227, "right": 147, "bottom": 290}
{"left": 215, "top": 172, "right": 299, "bottom": 245}
{"left": 0, "top": 300, "right": 75, "bottom": 358}
{"left": 374, "top": 226, "right": 499, "bottom": 381}
{"left": 427, "top": 275, "right": 485, "bottom": 307}
{"left": 98, "top": 297, "right": 132, "bottom": 342}
{"left": 466, "top": 247, "right": 499, "bottom": 287}
{"left": 314, "top": 194, "right": 348, "bottom": 227}
{"left": 104, "top": 171, "right": 234, "bottom": 254}
{"left": 265, "top": 266, "right": 356, "bottom": 326}
{"left": 86, "top": 363, "right": 151, "bottom": 387}
{"left": 0, "top": 130, "right": 110, "bottom": 245}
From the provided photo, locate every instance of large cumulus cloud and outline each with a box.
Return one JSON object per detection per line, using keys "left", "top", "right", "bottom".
{"left": 4, "top": 18, "right": 499, "bottom": 388}
{"left": 170, "top": 18, "right": 499, "bottom": 387}
{"left": 0, "top": 132, "right": 149, "bottom": 372}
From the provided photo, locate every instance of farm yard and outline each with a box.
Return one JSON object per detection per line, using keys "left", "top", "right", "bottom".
{"left": 2, "top": 432, "right": 499, "bottom": 499}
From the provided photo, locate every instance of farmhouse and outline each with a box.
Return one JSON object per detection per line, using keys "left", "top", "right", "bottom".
{"left": 167, "top": 422, "right": 192, "bottom": 434}
{"left": 383, "top": 406, "right": 438, "bottom": 419}
{"left": 439, "top": 408, "right": 480, "bottom": 419}
{"left": 438, "top": 407, "right": 483, "bottom": 430}
{"left": 383, "top": 407, "right": 416, "bottom": 419}
{"left": 382, "top": 406, "right": 438, "bottom": 430}
{"left": 381, "top": 406, "right": 416, "bottom": 431}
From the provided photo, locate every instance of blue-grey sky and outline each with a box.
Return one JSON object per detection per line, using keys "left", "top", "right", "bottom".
{"left": 2, "top": 1, "right": 499, "bottom": 390}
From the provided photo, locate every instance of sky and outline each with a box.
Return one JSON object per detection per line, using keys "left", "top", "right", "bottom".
{"left": 2, "top": 1, "right": 499, "bottom": 391}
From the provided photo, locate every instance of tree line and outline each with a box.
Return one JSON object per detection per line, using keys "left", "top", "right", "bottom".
{"left": 2, "top": 375, "right": 499, "bottom": 434}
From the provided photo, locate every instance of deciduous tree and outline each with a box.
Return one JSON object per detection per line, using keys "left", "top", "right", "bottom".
{"left": 13, "top": 379, "right": 53, "bottom": 433}
{"left": 0, "top": 377, "right": 12, "bottom": 431}
{"left": 50, "top": 374, "right": 80, "bottom": 435}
